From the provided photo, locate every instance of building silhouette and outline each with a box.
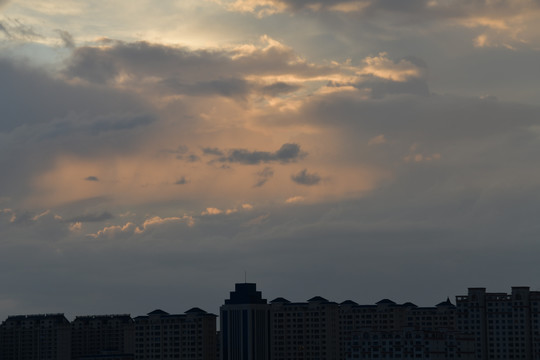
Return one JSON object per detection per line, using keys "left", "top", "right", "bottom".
{"left": 221, "top": 283, "right": 475, "bottom": 360}
{"left": 0, "top": 313, "right": 71, "bottom": 360}
{"left": 134, "top": 308, "right": 217, "bottom": 360}
{"left": 269, "top": 296, "right": 340, "bottom": 360}
{"left": 456, "top": 286, "right": 540, "bottom": 359}
{"left": 220, "top": 283, "right": 270, "bottom": 360}
{"left": 71, "top": 314, "right": 134, "bottom": 360}
{"left": 2, "top": 285, "right": 540, "bottom": 359}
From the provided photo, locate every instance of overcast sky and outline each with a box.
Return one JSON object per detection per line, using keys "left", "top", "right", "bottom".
{"left": 1, "top": 0, "right": 540, "bottom": 320}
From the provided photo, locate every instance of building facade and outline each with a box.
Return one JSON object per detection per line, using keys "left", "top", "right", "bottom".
{"left": 220, "top": 283, "right": 270, "bottom": 360}
{"left": 456, "top": 286, "right": 540, "bottom": 360}
{"left": 269, "top": 296, "right": 340, "bottom": 360}
{"left": 0, "top": 313, "right": 71, "bottom": 360}
{"left": 71, "top": 314, "right": 134, "bottom": 360}
{"left": 134, "top": 308, "right": 217, "bottom": 360}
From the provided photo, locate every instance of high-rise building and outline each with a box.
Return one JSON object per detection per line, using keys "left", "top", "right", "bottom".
{"left": 220, "top": 283, "right": 270, "bottom": 360}
{"left": 71, "top": 314, "right": 134, "bottom": 359}
{"left": 456, "top": 286, "right": 540, "bottom": 360}
{"left": 134, "top": 308, "right": 217, "bottom": 360}
{"left": 0, "top": 313, "right": 71, "bottom": 360}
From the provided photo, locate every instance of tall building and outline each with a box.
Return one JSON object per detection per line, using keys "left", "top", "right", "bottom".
{"left": 456, "top": 286, "right": 540, "bottom": 360}
{"left": 0, "top": 313, "right": 71, "bottom": 360}
{"left": 133, "top": 308, "right": 217, "bottom": 360}
{"left": 220, "top": 283, "right": 270, "bottom": 360}
{"left": 71, "top": 314, "right": 135, "bottom": 359}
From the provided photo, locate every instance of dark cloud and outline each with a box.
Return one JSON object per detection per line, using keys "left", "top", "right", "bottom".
{"left": 0, "top": 58, "right": 150, "bottom": 133}
{"left": 202, "top": 147, "right": 224, "bottom": 156}
{"left": 36, "top": 113, "right": 155, "bottom": 140}
{"left": 0, "top": 22, "right": 9, "bottom": 37}
{"left": 217, "top": 143, "right": 305, "bottom": 165}
{"left": 291, "top": 169, "right": 321, "bottom": 185}
{"left": 64, "top": 212, "right": 114, "bottom": 223}
{"left": 362, "top": 77, "right": 429, "bottom": 98}
{"left": 175, "top": 177, "right": 189, "bottom": 185}
{"left": 186, "top": 154, "right": 200, "bottom": 162}
{"left": 162, "top": 78, "right": 251, "bottom": 99}
{"left": 298, "top": 92, "right": 539, "bottom": 148}
{"left": 160, "top": 145, "right": 189, "bottom": 156}
{"left": 260, "top": 82, "right": 301, "bottom": 97}
{"left": 85, "top": 176, "right": 99, "bottom": 182}
{"left": 254, "top": 167, "right": 274, "bottom": 187}
{"left": 0, "top": 58, "right": 154, "bottom": 203}
{"left": 0, "top": 18, "right": 42, "bottom": 40}
{"left": 55, "top": 29, "right": 75, "bottom": 49}
{"left": 63, "top": 41, "right": 337, "bottom": 91}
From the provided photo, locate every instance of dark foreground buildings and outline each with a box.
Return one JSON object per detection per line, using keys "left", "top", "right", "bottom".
{"left": 1, "top": 285, "right": 540, "bottom": 359}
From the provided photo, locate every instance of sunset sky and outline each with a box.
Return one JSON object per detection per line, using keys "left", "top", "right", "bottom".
{"left": 2, "top": 0, "right": 540, "bottom": 319}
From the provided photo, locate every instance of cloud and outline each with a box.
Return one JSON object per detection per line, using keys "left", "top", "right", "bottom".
{"left": 202, "top": 147, "right": 224, "bottom": 156}
{"left": 201, "top": 207, "right": 223, "bottom": 216}
{"left": 85, "top": 176, "right": 99, "bottom": 182}
{"left": 225, "top": 0, "right": 369, "bottom": 15}
{"left": 359, "top": 53, "right": 426, "bottom": 82}
{"left": 175, "top": 176, "right": 189, "bottom": 185}
{"left": 63, "top": 38, "right": 341, "bottom": 97}
{"left": 0, "top": 18, "right": 42, "bottom": 41}
{"left": 222, "top": 0, "right": 540, "bottom": 48}
{"left": 55, "top": 29, "right": 75, "bottom": 48}
{"left": 0, "top": 22, "right": 9, "bottom": 37}
{"left": 31, "top": 210, "right": 50, "bottom": 221}
{"left": 69, "top": 222, "right": 82, "bottom": 232}
{"left": 285, "top": 195, "right": 305, "bottom": 203}
{"left": 216, "top": 143, "right": 305, "bottom": 165}
{"left": 368, "top": 134, "right": 386, "bottom": 146}
{"left": 88, "top": 215, "right": 193, "bottom": 238}
{"left": 254, "top": 167, "right": 274, "bottom": 187}
{"left": 134, "top": 216, "right": 189, "bottom": 233}
{"left": 64, "top": 212, "right": 114, "bottom": 223}
{"left": 88, "top": 222, "right": 135, "bottom": 238}
{"left": 291, "top": 169, "right": 322, "bottom": 186}
{"left": 260, "top": 82, "right": 302, "bottom": 96}
{"left": 0, "top": 58, "right": 152, "bottom": 134}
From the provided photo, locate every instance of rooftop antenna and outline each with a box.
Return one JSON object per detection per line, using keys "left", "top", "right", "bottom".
{"left": 244, "top": 270, "right": 247, "bottom": 283}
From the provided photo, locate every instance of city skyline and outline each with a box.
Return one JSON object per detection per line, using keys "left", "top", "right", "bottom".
{"left": 2, "top": 0, "right": 540, "bottom": 321}
{"left": 3, "top": 284, "right": 540, "bottom": 359}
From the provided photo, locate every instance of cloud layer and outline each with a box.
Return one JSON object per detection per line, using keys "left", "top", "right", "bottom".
{"left": 0, "top": 0, "right": 540, "bottom": 321}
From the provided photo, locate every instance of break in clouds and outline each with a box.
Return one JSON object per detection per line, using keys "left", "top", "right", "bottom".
{"left": 1, "top": 0, "right": 540, "bottom": 320}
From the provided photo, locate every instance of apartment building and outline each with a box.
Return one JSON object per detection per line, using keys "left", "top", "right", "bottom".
{"left": 134, "top": 308, "right": 217, "bottom": 360}
{"left": 344, "top": 328, "right": 474, "bottom": 359}
{"left": 0, "top": 313, "right": 71, "bottom": 360}
{"left": 456, "top": 286, "right": 540, "bottom": 360}
{"left": 269, "top": 296, "right": 340, "bottom": 360}
{"left": 71, "top": 314, "right": 134, "bottom": 359}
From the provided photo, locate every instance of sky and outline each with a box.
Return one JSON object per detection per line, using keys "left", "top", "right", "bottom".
{"left": 1, "top": 0, "right": 540, "bottom": 320}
